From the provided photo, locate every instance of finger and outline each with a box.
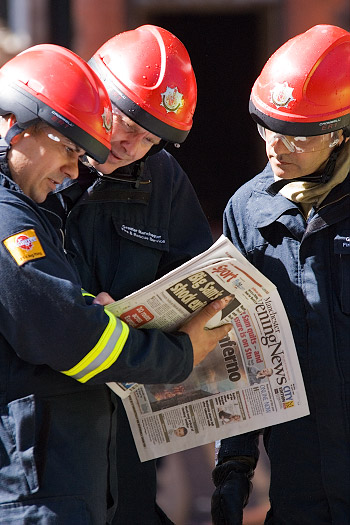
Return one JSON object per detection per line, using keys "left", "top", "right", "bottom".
{"left": 93, "top": 292, "right": 115, "bottom": 306}
{"left": 209, "top": 323, "right": 232, "bottom": 340}
{"left": 197, "top": 324, "right": 232, "bottom": 355}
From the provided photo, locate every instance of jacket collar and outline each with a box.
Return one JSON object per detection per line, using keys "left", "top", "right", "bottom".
{"left": 51, "top": 156, "right": 154, "bottom": 197}
{"left": 0, "top": 151, "right": 24, "bottom": 194}
{"left": 250, "top": 163, "right": 300, "bottom": 228}
{"left": 252, "top": 162, "right": 350, "bottom": 236}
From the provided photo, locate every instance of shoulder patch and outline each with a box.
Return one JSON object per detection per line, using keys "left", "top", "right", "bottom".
{"left": 3, "top": 229, "right": 46, "bottom": 266}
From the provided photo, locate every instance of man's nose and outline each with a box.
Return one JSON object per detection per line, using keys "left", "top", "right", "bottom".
{"left": 62, "top": 158, "right": 80, "bottom": 180}
{"left": 122, "top": 133, "right": 146, "bottom": 156}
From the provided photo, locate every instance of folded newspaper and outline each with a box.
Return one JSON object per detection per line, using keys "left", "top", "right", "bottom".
{"left": 106, "top": 235, "right": 309, "bottom": 462}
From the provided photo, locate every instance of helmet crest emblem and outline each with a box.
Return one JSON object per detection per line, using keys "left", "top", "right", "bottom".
{"left": 102, "top": 107, "right": 112, "bottom": 132}
{"left": 160, "top": 86, "right": 184, "bottom": 113}
{"left": 270, "top": 82, "right": 295, "bottom": 108}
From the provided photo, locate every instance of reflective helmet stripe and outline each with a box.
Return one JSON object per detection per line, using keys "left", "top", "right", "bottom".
{"left": 61, "top": 310, "right": 129, "bottom": 383}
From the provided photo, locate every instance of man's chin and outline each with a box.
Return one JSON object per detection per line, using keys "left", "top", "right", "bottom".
{"left": 271, "top": 163, "right": 298, "bottom": 180}
{"left": 99, "top": 162, "right": 124, "bottom": 174}
{"left": 88, "top": 159, "right": 119, "bottom": 175}
{"left": 87, "top": 153, "right": 134, "bottom": 173}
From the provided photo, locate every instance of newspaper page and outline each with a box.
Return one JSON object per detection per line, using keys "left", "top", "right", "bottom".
{"left": 106, "top": 235, "right": 309, "bottom": 461}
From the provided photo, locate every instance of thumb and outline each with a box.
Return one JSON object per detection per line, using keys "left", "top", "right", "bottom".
{"left": 93, "top": 291, "right": 115, "bottom": 306}
{"left": 197, "top": 295, "right": 233, "bottom": 326}
{"left": 180, "top": 295, "right": 233, "bottom": 367}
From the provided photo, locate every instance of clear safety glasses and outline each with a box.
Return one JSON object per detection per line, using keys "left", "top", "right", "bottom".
{"left": 47, "top": 132, "right": 85, "bottom": 154}
{"left": 47, "top": 131, "right": 86, "bottom": 159}
{"left": 257, "top": 124, "right": 341, "bottom": 153}
{"left": 111, "top": 102, "right": 162, "bottom": 147}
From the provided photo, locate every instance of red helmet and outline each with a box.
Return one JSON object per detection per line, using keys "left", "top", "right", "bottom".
{"left": 89, "top": 25, "right": 197, "bottom": 143}
{"left": 0, "top": 44, "right": 112, "bottom": 162}
{"left": 249, "top": 24, "right": 350, "bottom": 136}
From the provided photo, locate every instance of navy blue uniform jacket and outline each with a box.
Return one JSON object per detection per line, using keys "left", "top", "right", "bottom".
{"left": 45, "top": 149, "right": 213, "bottom": 524}
{"left": 0, "top": 154, "right": 194, "bottom": 524}
{"left": 222, "top": 162, "right": 350, "bottom": 524}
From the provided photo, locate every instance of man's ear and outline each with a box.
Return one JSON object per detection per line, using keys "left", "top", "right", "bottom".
{"left": 10, "top": 133, "right": 21, "bottom": 145}
{"left": 7, "top": 115, "right": 22, "bottom": 145}
{"left": 0, "top": 114, "right": 13, "bottom": 137}
{"left": 337, "top": 131, "right": 347, "bottom": 146}
{"left": 0, "top": 114, "right": 17, "bottom": 141}
{"left": 8, "top": 115, "right": 16, "bottom": 127}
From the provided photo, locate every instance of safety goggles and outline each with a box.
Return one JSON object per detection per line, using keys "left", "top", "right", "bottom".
{"left": 111, "top": 103, "right": 162, "bottom": 147}
{"left": 257, "top": 124, "right": 341, "bottom": 153}
{"left": 47, "top": 132, "right": 85, "bottom": 155}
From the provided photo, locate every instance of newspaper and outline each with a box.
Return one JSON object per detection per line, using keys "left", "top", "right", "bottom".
{"left": 106, "top": 235, "right": 309, "bottom": 462}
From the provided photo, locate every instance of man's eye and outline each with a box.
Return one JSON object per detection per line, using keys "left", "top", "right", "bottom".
{"left": 121, "top": 119, "right": 133, "bottom": 130}
{"left": 145, "top": 137, "right": 160, "bottom": 146}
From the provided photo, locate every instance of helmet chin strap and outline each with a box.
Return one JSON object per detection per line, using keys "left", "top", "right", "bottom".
{"left": 97, "top": 159, "right": 147, "bottom": 188}
{"left": 297, "top": 141, "right": 345, "bottom": 184}
{"left": 267, "top": 140, "right": 346, "bottom": 196}
{"left": 95, "top": 139, "right": 169, "bottom": 188}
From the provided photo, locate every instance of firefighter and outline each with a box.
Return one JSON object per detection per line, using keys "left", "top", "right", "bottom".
{"left": 42, "top": 25, "right": 215, "bottom": 524}
{"left": 0, "top": 43, "right": 230, "bottom": 524}
{"left": 212, "top": 24, "right": 350, "bottom": 524}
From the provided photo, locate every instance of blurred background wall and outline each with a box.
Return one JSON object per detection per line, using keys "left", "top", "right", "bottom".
{"left": 1, "top": 2, "right": 348, "bottom": 523}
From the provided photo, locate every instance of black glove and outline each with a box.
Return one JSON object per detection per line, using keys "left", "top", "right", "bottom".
{"left": 211, "top": 457, "right": 256, "bottom": 525}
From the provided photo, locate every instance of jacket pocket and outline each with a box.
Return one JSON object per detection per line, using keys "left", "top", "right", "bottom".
{"left": 334, "top": 232, "right": 350, "bottom": 314}
{"left": 0, "top": 395, "right": 39, "bottom": 501}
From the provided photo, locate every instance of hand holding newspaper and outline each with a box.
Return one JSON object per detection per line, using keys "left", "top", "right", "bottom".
{"left": 179, "top": 294, "right": 233, "bottom": 366}
{"left": 106, "top": 235, "right": 309, "bottom": 461}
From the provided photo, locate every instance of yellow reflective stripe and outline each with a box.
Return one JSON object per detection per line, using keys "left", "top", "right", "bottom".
{"left": 61, "top": 310, "right": 129, "bottom": 383}
{"left": 81, "top": 289, "right": 94, "bottom": 298}
{"left": 78, "top": 313, "right": 130, "bottom": 383}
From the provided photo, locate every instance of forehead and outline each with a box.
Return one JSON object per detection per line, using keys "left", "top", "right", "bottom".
{"left": 120, "top": 113, "right": 143, "bottom": 131}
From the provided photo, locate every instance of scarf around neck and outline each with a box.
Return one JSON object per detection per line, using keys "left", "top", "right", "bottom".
{"left": 275, "top": 140, "right": 350, "bottom": 217}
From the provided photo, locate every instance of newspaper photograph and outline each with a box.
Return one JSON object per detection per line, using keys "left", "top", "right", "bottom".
{"left": 106, "top": 235, "right": 309, "bottom": 461}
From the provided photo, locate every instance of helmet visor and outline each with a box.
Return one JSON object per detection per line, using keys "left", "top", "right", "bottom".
{"left": 257, "top": 124, "right": 341, "bottom": 153}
